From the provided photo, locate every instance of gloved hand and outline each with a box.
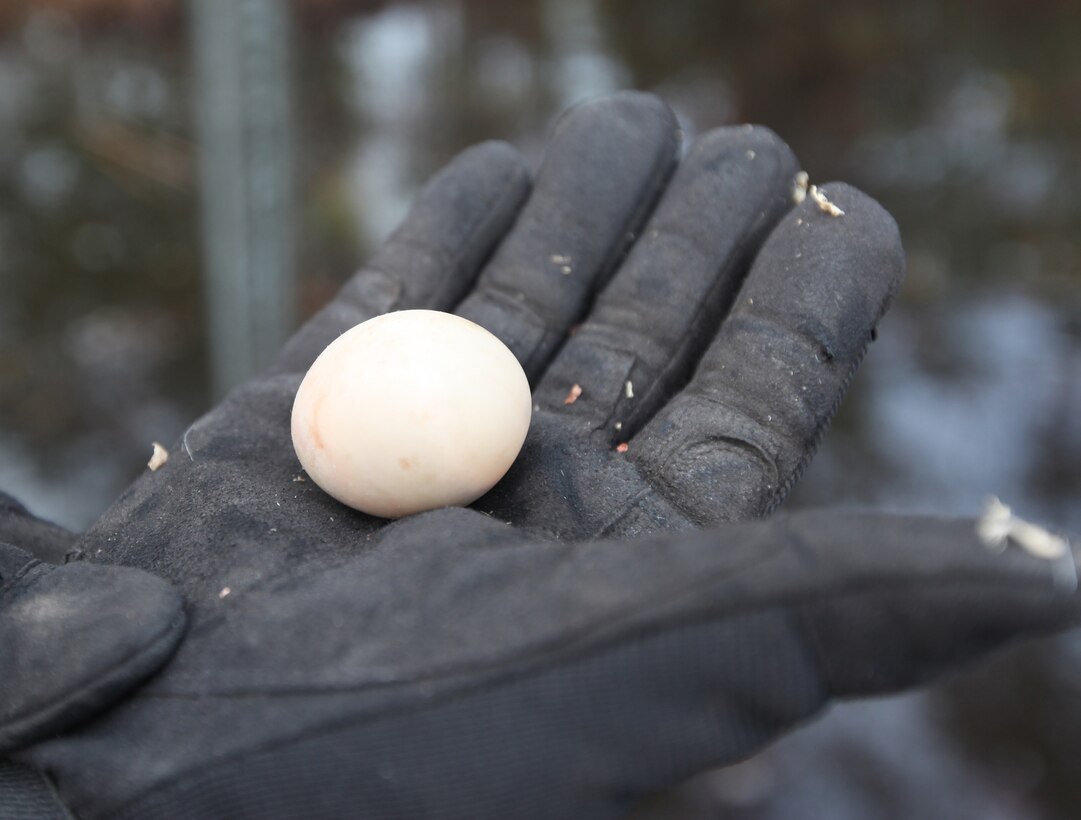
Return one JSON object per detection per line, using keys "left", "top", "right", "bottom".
{"left": 0, "top": 495, "right": 185, "bottom": 815}
{"left": 4, "top": 92, "right": 1079, "bottom": 820}
{"left": 0, "top": 494, "right": 185, "bottom": 753}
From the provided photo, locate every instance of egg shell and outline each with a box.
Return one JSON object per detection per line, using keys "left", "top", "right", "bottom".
{"left": 291, "top": 310, "right": 532, "bottom": 519}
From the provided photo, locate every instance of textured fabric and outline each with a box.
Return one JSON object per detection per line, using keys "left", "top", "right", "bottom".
{"left": 0, "top": 760, "right": 68, "bottom": 820}
{"left": 4, "top": 93, "right": 1080, "bottom": 818}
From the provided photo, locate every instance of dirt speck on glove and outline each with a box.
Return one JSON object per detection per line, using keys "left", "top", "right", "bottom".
{"left": 148, "top": 442, "right": 169, "bottom": 471}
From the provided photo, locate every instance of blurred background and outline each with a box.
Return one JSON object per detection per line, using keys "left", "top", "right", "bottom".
{"left": 0, "top": 0, "right": 1079, "bottom": 816}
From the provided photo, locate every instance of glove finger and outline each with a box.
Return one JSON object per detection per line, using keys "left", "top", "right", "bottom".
{"left": 634, "top": 183, "right": 904, "bottom": 523}
{"left": 455, "top": 91, "right": 680, "bottom": 382}
{"left": 533, "top": 125, "right": 797, "bottom": 441}
{"left": 0, "top": 543, "right": 186, "bottom": 754}
{"left": 0, "top": 491, "right": 76, "bottom": 565}
{"left": 270, "top": 140, "right": 532, "bottom": 376}
{"left": 143, "top": 508, "right": 1078, "bottom": 704}
{"left": 28, "top": 510, "right": 1076, "bottom": 819}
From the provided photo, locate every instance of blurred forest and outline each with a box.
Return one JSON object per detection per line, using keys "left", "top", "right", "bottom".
{"left": 1, "top": 1, "right": 1079, "bottom": 817}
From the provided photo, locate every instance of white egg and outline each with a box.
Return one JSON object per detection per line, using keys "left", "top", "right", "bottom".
{"left": 291, "top": 309, "right": 532, "bottom": 519}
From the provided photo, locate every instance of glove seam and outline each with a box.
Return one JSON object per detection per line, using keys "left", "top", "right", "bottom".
{"left": 763, "top": 340, "right": 867, "bottom": 517}
{"left": 762, "top": 240, "right": 905, "bottom": 515}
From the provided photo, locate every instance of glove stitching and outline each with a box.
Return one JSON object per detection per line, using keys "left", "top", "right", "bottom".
{"left": 595, "top": 485, "right": 661, "bottom": 537}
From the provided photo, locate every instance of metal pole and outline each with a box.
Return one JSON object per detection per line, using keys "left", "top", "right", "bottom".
{"left": 192, "top": 0, "right": 295, "bottom": 397}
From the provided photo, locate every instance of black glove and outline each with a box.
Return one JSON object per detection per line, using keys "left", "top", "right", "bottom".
{"left": 0, "top": 494, "right": 185, "bottom": 755}
{"left": 5, "top": 92, "right": 1079, "bottom": 819}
